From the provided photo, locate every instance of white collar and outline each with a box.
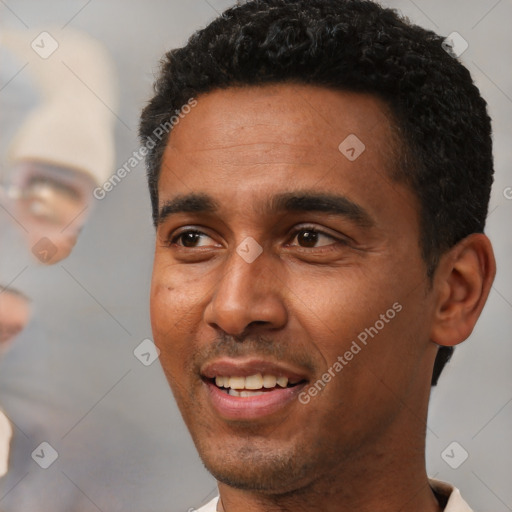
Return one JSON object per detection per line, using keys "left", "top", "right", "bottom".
{"left": 429, "top": 478, "right": 473, "bottom": 512}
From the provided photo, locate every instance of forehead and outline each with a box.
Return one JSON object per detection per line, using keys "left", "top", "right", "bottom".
{"left": 158, "top": 84, "right": 413, "bottom": 224}
{"left": 166, "top": 84, "right": 395, "bottom": 159}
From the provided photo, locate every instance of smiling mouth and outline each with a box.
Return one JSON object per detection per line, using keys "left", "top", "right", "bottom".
{"left": 208, "top": 373, "right": 306, "bottom": 397}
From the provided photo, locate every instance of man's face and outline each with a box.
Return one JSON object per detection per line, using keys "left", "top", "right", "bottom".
{"left": 151, "top": 84, "right": 439, "bottom": 493}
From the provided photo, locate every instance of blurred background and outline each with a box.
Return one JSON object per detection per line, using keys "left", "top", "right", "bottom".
{"left": 0, "top": 1, "right": 510, "bottom": 511}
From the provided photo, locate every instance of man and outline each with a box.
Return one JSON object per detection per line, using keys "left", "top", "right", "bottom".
{"left": 139, "top": 1, "right": 496, "bottom": 510}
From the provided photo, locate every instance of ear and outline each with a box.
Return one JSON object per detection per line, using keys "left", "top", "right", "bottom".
{"left": 430, "top": 233, "right": 496, "bottom": 347}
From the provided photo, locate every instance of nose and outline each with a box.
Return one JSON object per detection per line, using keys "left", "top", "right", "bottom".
{"left": 203, "top": 244, "right": 288, "bottom": 337}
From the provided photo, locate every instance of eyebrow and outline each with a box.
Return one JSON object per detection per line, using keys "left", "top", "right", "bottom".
{"left": 157, "top": 191, "right": 374, "bottom": 228}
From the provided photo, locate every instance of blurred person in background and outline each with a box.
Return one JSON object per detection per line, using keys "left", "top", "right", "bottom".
{"left": 0, "top": 26, "right": 117, "bottom": 496}
{"left": 0, "top": 287, "right": 30, "bottom": 357}
{"left": 0, "top": 406, "right": 10, "bottom": 482}
{"left": 0, "top": 286, "right": 30, "bottom": 483}
{"left": 1, "top": 28, "right": 117, "bottom": 264}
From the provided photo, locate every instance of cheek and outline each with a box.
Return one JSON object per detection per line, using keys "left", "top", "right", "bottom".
{"left": 150, "top": 264, "right": 199, "bottom": 376}
{"left": 150, "top": 259, "right": 205, "bottom": 332}
{"left": 289, "top": 266, "right": 420, "bottom": 405}
{"left": 289, "top": 266, "right": 389, "bottom": 355}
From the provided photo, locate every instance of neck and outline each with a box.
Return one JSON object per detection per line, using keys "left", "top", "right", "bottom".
{"left": 217, "top": 455, "right": 442, "bottom": 512}
{"left": 216, "top": 406, "right": 442, "bottom": 512}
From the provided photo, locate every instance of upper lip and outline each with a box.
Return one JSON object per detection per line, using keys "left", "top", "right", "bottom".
{"left": 201, "top": 358, "right": 310, "bottom": 383}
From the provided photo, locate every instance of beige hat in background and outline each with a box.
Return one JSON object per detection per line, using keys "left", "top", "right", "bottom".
{"left": 1, "top": 28, "right": 118, "bottom": 185}
{"left": 0, "top": 409, "right": 11, "bottom": 478}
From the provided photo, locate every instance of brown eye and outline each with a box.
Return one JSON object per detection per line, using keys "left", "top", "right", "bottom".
{"left": 291, "top": 228, "right": 338, "bottom": 248}
{"left": 169, "top": 229, "right": 215, "bottom": 248}
{"left": 296, "top": 230, "right": 321, "bottom": 247}
{"left": 180, "top": 232, "right": 201, "bottom": 247}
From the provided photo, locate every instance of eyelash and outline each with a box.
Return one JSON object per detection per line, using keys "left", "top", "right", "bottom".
{"left": 166, "top": 225, "right": 346, "bottom": 252}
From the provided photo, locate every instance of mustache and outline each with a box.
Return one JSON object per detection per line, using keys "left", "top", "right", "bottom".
{"left": 192, "top": 332, "right": 316, "bottom": 374}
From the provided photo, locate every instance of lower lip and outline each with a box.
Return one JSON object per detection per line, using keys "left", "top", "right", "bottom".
{"left": 204, "top": 380, "right": 307, "bottom": 421}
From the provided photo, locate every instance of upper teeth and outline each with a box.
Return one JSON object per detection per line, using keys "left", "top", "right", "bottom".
{"left": 215, "top": 374, "right": 289, "bottom": 390}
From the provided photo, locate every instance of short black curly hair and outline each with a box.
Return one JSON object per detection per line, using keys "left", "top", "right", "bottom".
{"left": 139, "top": 0, "right": 493, "bottom": 386}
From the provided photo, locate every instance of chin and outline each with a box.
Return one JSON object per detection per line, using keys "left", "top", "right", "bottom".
{"left": 194, "top": 434, "right": 317, "bottom": 494}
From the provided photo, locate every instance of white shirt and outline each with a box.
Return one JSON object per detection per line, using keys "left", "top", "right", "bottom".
{"left": 0, "top": 410, "right": 12, "bottom": 478}
{"left": 194, "top": 478, "right": 473, "bottom": 512}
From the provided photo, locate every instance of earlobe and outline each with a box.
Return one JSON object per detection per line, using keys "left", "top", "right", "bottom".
{"left": 430, "top": 233, "right": 496, "bottom": 347}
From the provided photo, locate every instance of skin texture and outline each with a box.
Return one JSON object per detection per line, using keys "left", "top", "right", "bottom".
{"left": 150, "top": 84, "right": 496, "bottom": 512}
